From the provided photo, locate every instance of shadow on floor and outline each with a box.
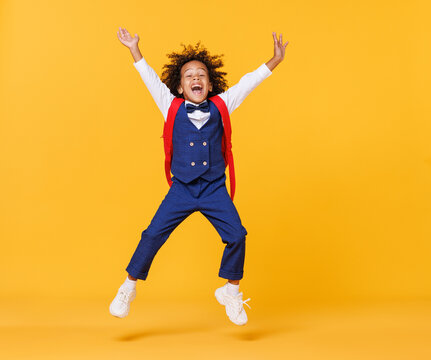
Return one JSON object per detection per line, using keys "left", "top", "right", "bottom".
{"left": 115, "top": 325, "right": 213, "bottom": 341}
{"left": 227, "top": 325, "right": 297, "bottom": 341}
{"left": 117, "top": 323, "right": 297, "bottom": 342}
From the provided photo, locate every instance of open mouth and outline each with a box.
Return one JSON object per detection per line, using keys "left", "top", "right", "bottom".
{"left": 191, "top": 84, "right": 203, "bottom": 96}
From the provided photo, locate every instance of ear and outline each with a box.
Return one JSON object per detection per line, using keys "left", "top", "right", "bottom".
{"left": 209, "top": 82, "right": 213, "bottom": 92}
{"left": 177, "top": 85, "right": 183, "bottom": 94}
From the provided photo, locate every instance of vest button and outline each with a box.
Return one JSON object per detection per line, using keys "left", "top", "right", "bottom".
{"left": 202, "top": 141, "right": 207, "bottom": 146}
{"left": 203, "top": 161, "right": 207, "bottom": 166}
{"left": 191, "top": 162, "right": 195, "bottom": 166}
{"left": 190, "top": 142, "right": 194, "bottom": 146}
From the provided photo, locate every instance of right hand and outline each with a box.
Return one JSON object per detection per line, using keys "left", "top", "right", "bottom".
{"left": 117, "top": 27, "right": 139, "bottom": 49}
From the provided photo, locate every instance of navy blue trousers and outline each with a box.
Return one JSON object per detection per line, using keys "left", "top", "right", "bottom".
{"left": 126, "top": 173, "right": 247, "bottom": 281}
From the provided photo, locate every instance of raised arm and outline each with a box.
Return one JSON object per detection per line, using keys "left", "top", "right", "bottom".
{"left": 265, "top": 32, "right": 289, "bottom": 71}
{"left": 117, "top": 27, "right": 175, "bottom": 121}
{"left": 217, "top": 63, "right": 272, "bottom": 115}
{"left": 218, "top": 32, "right": 289, "bottom": 114}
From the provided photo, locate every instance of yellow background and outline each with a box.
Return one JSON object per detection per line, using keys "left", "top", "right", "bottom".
{"left": 1, "top": 0, "right": 430, "bottom": 359}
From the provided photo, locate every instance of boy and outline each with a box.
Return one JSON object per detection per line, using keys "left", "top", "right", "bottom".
{"left": 110, "top": 27, "right": 288, "bottom": 325}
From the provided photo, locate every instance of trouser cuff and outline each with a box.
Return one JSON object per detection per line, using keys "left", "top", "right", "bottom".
{"left": 218, "top": 269, "right": 243, "bottom": 280}
{"left": 126, "top": 265, "right": 149, "bottom": 281}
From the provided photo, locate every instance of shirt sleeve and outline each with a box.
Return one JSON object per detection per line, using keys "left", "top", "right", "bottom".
{"left": 217, "top": 63, "right": 272, "bottom": 115}
{"left": 133, "top": 56, "right": 176, "bottom": 121}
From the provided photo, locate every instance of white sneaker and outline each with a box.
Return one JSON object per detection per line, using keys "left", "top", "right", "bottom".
{"left": 109, "top": 284, "right": 136, "bottom": 318}
{"left": 215, "top": 283, "right": 251, "bottom": 325}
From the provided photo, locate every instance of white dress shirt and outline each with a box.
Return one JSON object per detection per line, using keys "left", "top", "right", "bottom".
{"left": 133, "top": 56, "right": 272, "bottom": 129}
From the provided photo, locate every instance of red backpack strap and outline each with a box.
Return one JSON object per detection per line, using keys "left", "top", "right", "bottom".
{"left": 163, "top": 97, "right": 184, "bottom": 186}
{"left": 209, "top": 95, "right": 236, "bottom": 201}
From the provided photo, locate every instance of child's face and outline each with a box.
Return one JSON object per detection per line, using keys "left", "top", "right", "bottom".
{"left": 177, "top": 60, "right": 213, "bottom": 103}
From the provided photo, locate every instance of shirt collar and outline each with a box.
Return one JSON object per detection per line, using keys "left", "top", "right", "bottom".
{"left": 184, "top": 99, "right": 208, "bottom": 106}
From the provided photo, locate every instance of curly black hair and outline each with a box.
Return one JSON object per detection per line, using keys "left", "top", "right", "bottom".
{"left": 160, "top": 41, "right": 228, "bottom": 98}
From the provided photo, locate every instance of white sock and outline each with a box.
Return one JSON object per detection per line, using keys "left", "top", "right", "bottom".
{"left": 123, "top": 276, "right": 137, "bottom": 290}
{"left": 226, "top": 282, "right": 239, "bottom": 296}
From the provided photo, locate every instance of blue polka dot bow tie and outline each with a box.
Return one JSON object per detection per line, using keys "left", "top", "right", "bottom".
{"left": 185, "top": 102, "right": 210, "bottom": 113}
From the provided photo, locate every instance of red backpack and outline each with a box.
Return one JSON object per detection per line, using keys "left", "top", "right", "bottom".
{"left": 162, "top": 95, "right": 236, "bottom": 200}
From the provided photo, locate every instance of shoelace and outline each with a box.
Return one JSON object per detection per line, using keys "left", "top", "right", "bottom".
{"left": 225, "top": 293, "right": 252, "bottom": 313}
{"left": 118, "top": 289, "right": 133, "bottom": 304}
{"left": 242, "top": 298, "right": 252, "bottom": 309}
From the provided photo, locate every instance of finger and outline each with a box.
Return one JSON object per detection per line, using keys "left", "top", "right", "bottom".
{"left": 117, "top": 31, "right": 125, "bottom": 43}
{"left": 272, "top": 32, "right": 277, "bottom": 42}
{"left": 283, "top": 41, "right": 289, "bottom": 48}
{"left": 280, "top": 33, "right": 283, "bottom": 45}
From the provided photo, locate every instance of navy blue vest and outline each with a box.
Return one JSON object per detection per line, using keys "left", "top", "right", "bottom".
{"left": 170, "top": 100, "right": 226, "bottom": 183}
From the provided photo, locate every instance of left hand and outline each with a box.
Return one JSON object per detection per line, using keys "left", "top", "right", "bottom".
{"left": 272, "top": 32, "right": 289, "bottom": 62}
